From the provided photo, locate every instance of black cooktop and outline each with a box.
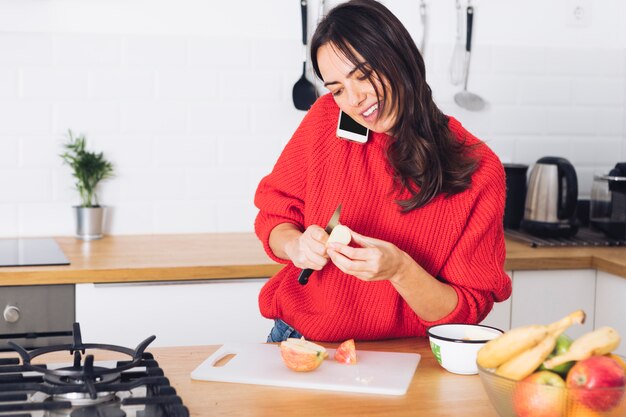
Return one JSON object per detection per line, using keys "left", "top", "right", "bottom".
{"left": 505, "top": 227, "right": 626, "bottom": 248}
{"left": 0, "top": 323, "right": 189, "bottom": 417}
{"left": 0, "top": 238, "right": 70, "bottom": 267}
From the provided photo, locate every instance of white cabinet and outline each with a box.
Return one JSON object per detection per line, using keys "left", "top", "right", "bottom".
{"left": 480, "top": 271, "right": 512, "bottom": 331}
{"left": 510, "top": 269, "right": 596, "bottom": 339}
{"left": 75, "top": 279, "right": 273, "bottom": 348}
{"left": 594, "top": 271, "right": 626, "bottom": 356}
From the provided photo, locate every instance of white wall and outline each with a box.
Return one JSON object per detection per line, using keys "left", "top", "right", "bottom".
{"left": 1, "top": 0, "right": 625, "bottom": 237}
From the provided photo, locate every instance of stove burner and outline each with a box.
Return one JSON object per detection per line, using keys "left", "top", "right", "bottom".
{"left": 52, "top": 390, "right": 118, "bottom": 406}
{"left": 70, "top": 404, "right": 127, "bottom": 417}
{"left": 1, "top": 322, "right": 190, "bottom": 417}
{"left": 45, "top": 365, "right": 121, "bottom": 386}
{"left": 8, "top": 323, "right": 155, "bottom": 400}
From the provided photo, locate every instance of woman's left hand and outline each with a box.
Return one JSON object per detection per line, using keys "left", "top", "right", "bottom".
{"left": 326, "top": 228, "right": 414, "bottom": 283}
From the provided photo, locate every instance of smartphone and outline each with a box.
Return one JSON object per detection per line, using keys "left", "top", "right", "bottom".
{"left": 336, "top": 110, "right": 369, "bottom": 143}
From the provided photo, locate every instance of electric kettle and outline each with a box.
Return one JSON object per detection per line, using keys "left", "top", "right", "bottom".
{"left": 520, "top": 156, "right": 578, "bottom": 238}
{"left": 590, "top": 162, "right": 626, "bottom": 240}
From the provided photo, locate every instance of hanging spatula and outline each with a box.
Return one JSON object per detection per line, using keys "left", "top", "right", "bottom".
{"left": 292, "top": 0, "right": 318, "bottom": 111}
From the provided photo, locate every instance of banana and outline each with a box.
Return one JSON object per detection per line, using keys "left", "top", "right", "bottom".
{"left": 476, "top": 325, "right": 549, "bottom": 369}
{"left": 546, "top": 309, "right": 586, "bottom": 333}
{"left": 476, "top": 309, "right": 586, "bottom": 369}
{"left": 495, "top": 329, "right": 561, "bottom": 381}
{"left": 493, "top": 310, "right": 586, "bottom": 380}
{"left": 543, "top": 326, "right": 621, "bottom": 369}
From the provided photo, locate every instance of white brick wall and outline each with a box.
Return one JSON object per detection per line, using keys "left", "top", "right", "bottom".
{"left": 0, "top": 0, "right": 625, "bottom": 237}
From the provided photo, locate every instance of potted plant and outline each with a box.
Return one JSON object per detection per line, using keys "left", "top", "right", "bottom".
{"left": 60, "top": 130, "right": 114, "bottom": 240}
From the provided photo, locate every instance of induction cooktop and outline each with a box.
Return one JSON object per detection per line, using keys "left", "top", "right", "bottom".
{"left": 0, "top": 238, "right": 70, "bottom": 267}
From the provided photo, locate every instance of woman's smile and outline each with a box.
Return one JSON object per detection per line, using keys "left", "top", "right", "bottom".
{"left": 317, "top": 43, "right": 395, "bottom": 134}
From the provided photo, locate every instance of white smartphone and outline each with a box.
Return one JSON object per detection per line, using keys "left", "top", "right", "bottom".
{"left": 336, "top": 110, "right": 369, "bottom": 143}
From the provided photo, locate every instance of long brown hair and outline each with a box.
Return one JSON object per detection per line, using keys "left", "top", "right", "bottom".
{"left": 310, "top": 0, "right": 479, "bottom": 211}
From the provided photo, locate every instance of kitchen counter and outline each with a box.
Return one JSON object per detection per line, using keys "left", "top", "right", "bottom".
{"left": 0, "top": 233, "right": 625, "bottom": 286}
{"left": 0, "top": 337, "right": 498, "bottom": 417}
{"left": 159, "top": 338, "right": 498, "bottom": 417}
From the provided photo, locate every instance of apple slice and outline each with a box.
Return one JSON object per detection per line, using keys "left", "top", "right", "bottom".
{"left": 334, "top": 339, "right": 357, "bottom": 365}
{"left": 327, "top": 224, "right": 351, "bottom": 246}
{"left": 280, "top": 337, "right": 328, "bottom": 372}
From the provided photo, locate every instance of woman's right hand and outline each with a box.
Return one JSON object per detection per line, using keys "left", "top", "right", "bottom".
{"left": 284, "top": 224, "right": 330, "bottom": 270}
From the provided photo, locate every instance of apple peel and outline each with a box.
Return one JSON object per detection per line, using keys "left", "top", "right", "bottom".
{"left": 280, "top": 337, "right": 328, "bottom": 372}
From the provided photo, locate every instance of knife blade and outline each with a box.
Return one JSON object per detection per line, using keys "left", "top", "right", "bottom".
{"left": 297, "top": 204, "right": 342, "bottom": 285}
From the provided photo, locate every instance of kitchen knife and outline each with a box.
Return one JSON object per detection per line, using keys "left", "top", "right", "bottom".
{"left": 297, "top": 204, "right": 342, "bottom": 285}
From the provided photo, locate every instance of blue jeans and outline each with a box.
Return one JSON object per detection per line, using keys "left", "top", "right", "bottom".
{"left": 267, "top": 319, "right": 303, "bottom": 342}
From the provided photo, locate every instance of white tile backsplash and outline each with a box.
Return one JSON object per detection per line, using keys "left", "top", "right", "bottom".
{"left": 21, "top": 68, "right": 88, "bottom": 99}
{"left": 0, "top": 102, "right": 52, "bottom": 134}
{"left": 54, "top": 101, "right": 119, "bottom": 134}
{"left": 1, "top": 23, "right": 625, "bottom": 237}
{"left": 0, "top": 137, "right": 19, "bottom": 169}
{"left": 0, "top": 169, "right": 53, "bottom": 203}
{"left": 120, "top": 101, "right": 187, "bottom": 134}
{"left": 0, "top": 204, "right": 18, "bottom": 236}
{"left": 54, "top": 34, "right": 121, "bottom": 67}
{"left": 89, "top": 69, "right": 155, "bottom": 100}
{"left": 0, "top": 33, "right": 52, "bottom": 65}
{"left": 123, "top": 36, "right": 187, "bottom": 67}
{"left": 0, "top": 68, "right": 18, "bottom": 98}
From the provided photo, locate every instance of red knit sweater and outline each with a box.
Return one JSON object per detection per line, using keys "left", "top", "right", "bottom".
{"left": 254, "top": 94, "right": 511, "bottom": 342}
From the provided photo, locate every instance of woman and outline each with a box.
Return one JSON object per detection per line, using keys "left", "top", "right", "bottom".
{"left": 254, "top": 0, "right": 511, "bottom": 343}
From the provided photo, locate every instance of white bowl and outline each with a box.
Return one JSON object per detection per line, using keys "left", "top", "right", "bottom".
{"left": 427, "top": 323, "right": 503, "bottom": 375}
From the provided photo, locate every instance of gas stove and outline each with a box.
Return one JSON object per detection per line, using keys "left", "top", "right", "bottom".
{"left": 0, "top": 323, "right": 189, "bottom": 417}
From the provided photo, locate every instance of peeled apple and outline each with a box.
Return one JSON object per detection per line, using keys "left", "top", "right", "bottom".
{"left": 280, "top": 338, "right": 329, "bottom": 372}
{"left": 327, "top": 225, "right": 351, "bottom": 246}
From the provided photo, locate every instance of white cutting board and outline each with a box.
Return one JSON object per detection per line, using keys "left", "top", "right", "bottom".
{"left": 191, "top": 343, "right": 420, "bottom": 396}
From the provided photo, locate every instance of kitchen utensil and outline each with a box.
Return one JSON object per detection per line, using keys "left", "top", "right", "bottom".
{"left": 521, "top": 156, "right": 579, "bottom": 238}
{"left": 454, "top": 4, "right": 486, "bottom": 111}
{"left": 427, "top": 324, "right": 502, "bottom": 375}
{"left": 419, "top": 0, "right": 428, "bottom": 54}
{"left": 317, "top": 0, "right": 325, "bottom": 23}
{"left": 503, "top": 163, "right": 529, "bottom": 230}
{"left": 292, "top": 0, "right": 318, "bottom": 111}
{"left": 297, "top": 203, "right": 342, "bottom": 285}
{"left": 590, "top": 162, "right": 626, "bottom": 240}
{"left": 191, "top": 342, "right": 421, "bottom": 395}
{"left": 449, "top": 0, "right": 464, "bottom": 85}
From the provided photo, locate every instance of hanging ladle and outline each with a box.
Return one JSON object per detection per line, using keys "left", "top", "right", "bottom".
{"left": 454, "top": 4, "right": 486, "bottom": 111}
{"left": 292, "top": 0, "right": 318, "bottom": 111}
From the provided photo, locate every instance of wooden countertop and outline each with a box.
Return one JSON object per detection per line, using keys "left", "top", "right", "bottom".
{"left": 157, "top": 338, "right": 499, "bottom": 417}
{"left": 0, "top": 233, "right": 625, "bottom": 286}
{"left": 0, "top": 338, "right": 498, "bottom": 417}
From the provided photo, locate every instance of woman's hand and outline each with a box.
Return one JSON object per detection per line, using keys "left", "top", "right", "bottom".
{"left": 326, "top": 228, "right": 415, "bottom": 283}
{"left": 284, "top": 224, "right": 331, "bottom": 270}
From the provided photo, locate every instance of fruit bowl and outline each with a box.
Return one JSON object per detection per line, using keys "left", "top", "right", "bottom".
{"left": 478, "top": 361, "right": 626, "bottom": 417}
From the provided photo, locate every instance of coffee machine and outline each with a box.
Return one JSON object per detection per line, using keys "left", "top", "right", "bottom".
{"left": 590, "top": 162, "right": 626, "bottom": 240}
{"left": 521, "top": 156, "right": 579, "bottom": 238}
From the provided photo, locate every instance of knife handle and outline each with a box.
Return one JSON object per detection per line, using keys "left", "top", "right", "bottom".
{"left": 298, "top": 268, "right": 313, "bottom": 285}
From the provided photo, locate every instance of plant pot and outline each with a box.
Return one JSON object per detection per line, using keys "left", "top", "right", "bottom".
{"left": 74, "top": 206, "right": 106, "bottom": 240}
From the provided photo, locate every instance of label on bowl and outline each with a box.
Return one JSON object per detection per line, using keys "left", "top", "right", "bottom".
{"left": 430, "top": 341, "right": 442, "bottom": 365}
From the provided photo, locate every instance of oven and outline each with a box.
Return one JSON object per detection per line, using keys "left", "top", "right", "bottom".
{"left": 0, "top": 285, "right": 75, "bottom": 350}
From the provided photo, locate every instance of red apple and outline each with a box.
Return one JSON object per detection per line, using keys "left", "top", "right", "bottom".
{"left": 513, "top": 370, "right": 567, "bottom": 417}
{"left": 280, "top": 338, "right": 328, "bottom": 372}
{"left": 566, "top": 356, "right": 626, "bottom": 412}
{"left": 334, "top": 339, "right": 357, "bottom": 365}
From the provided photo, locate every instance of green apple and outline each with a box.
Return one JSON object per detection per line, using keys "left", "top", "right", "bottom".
{"left": 539, "top": 334, "right": 575, "bottom": 377}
